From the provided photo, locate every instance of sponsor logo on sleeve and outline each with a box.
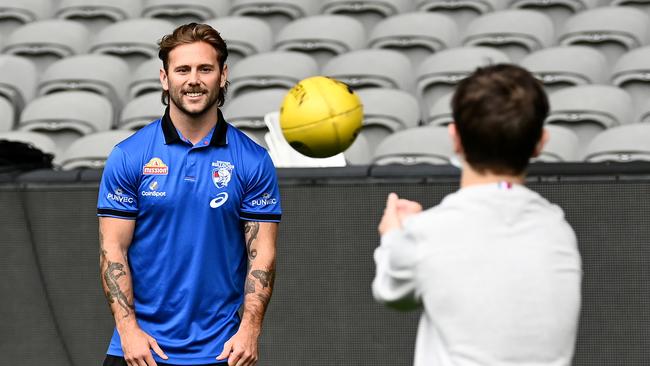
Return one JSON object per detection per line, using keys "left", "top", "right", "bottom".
{"left": 211, "top": 161, "right": 234, "bottom": 188}
{"left": 251, "top": 192, "right": 278, "bottom": 206}
{"left": 210, "top": 192, "right": 229, "bottom": 208}
{"left": 143, "top": 158, "right": 168, "bottom": 175}
{"left": 141, "top": 180, "right": 166, "bottom": 197}
{"left": 107, "top": 188, "right": 135, "bottom": 204}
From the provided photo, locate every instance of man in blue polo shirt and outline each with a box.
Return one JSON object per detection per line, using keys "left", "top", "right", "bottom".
{"left": 97, "top": 23, "right": 281, "bottom": 366}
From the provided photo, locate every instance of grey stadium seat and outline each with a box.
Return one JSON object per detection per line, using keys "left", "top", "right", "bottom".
{"left": 356, "top": 88, "right": 421, "bottom": 153}
{"left": 546, "top": 85, "right": 633, "bottom": 156}
{"left": 274, "top": 15, "right": 366, "bottom": 68}
{"left": 637, "top": 98, "right": 650, "bottom": 124}
{"left": 416, "top": 0, "right": 508, "bottom": 36}
{"left": 519, "top": 46, "right": 609, "bottom": 95}
{"left": 222, "top": 89, "right": 286, "bottom": 148}
{"left": 0, "top": 55, "right": 38, "bottom": 114}
{"left": 2, "top": 20, "right": 90, "bottom": 73}
{"left": 320, "top": 0, "right": 415, "bottom": 32}
{"left": 613, "top": 0, "right": 650, "bottom": 18}
{"left": 55, "top": 0, "right": 142, "bottom": 33}
{"left": 230, "top": 0, "right": 320, "bottom": 33}
{"left": 129, "top": 58, "right": 163, "bottom": 98}
{"left": 18, "top": 91, "right": 114, "bottom": 157}
{"left": 0, "top": 0, "right": 53, "bottom": 36}
{"left": 228, "top": 51, "right": 318, "bottom": 99}
{"left": 322, "top": 49, "right": 414, "bottom": 93}
{"left": 38, "top": 54, "right": 130, "bottom": 110}
{"left": 0, "top": 130, "right": 57, "bottom": 156}
{"left": 416, "top": 47, "right": 510, "bottom": 121}
{"left": 558, "top": 7, "right": 650, "bottom": 69}
{"left": 89, "top": 18, "right": 175, "bottom": 70}
{"left": 344, "top": 133, "right": 372, "bottom": 165}
{"left": 206, "top": 16, "right": 273, "bottom": 67}
{"left": 142, "top": 0, "right": 231, "bottom": 25}
{"left": 58, "top": 130, "right": 135, "bottom": 170}
{"left": 535, "top": 124, "right": 579, "bottom": 162}
{"left": 508, "top": 0, "right": 606, "bottom": 32}
{"left": 372, "top": 126, "right": 454, "bottom": 165}
{"left": 368, "top": 12, "right": 459, "bottom": 67}
{"left": 0, "top": 98, "right": 15, "bottom": 132}
{"left": 462, "top": 10, "right": 555, "bottom": 63}
{"left": 611, "top": 46, "right": 650, "bottom": 120}
{"left": 119, "top": 92, "right": 164, "bottom": 130}
{"left": 583, "top": 123, "right": 650, "bottom": 162}
{"left": 426, "top": 92, "right": 454, "bottom": 126}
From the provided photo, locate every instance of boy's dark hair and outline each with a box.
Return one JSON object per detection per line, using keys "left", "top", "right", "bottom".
{"left": 451, "top": 64, "right": 549, "bottom": 175}
{"left": 158, "top": 23, "right": 229, "bottom": 107}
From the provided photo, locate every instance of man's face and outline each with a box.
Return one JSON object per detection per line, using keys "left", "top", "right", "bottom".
{"left": 160, "top": 41, "right": 228, "bottom": 117}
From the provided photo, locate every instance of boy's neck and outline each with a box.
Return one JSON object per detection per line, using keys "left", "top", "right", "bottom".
{"left": 459, "top": 161, "right": 525, "bottom": 188}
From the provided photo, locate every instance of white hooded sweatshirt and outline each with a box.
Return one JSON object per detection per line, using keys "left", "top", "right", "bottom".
{"left": 373, "top": 183, "right": 582, "bottom": 366}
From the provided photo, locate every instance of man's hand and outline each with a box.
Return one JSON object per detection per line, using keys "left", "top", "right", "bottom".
{"left": 119, "top": 326, "right": 168, "bottom": 366}
{"left": 378, "top": 193, "right": 423, "bottom": 236}
{"left": 216, "top": 323, "right": 260, "bottom": 366}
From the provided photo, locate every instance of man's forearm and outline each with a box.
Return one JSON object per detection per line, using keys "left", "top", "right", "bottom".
{"left": 241, "top": 221, "right": 277, "bottom": 329}
{"left": 100, "top": 231, "right": 137, "bottom": 330}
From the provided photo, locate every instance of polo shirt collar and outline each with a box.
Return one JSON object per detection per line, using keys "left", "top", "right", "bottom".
{"left": 161, "top": 107, "right": 228, "bottom": 147}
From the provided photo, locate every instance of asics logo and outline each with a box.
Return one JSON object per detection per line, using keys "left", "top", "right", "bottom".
{"left": 210, "top": 192, "right": 229, "bottom": 208}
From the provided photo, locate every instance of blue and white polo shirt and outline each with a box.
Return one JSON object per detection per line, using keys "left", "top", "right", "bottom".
{"left": 97, "top": 108, "right": 281, "bottom": 365}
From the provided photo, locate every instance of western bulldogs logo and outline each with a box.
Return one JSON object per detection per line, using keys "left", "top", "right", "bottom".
{"left": 211, "top": 161, "right": 234, "bottom": 189}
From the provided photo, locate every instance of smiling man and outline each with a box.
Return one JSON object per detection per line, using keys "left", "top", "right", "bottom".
{"left": 97, "top": 23, "right": 281, "bottom": 366}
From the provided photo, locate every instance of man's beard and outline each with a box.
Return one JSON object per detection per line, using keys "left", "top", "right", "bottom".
{"left": 170, "top": 87, "right": 220, "bottom": 117}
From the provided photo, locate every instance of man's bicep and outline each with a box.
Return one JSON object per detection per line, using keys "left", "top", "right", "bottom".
{"left": 243, "top": 221, "right": 278, "bottom": 259}
{"left": 99, "top": 216, "right": 136, "bottom": 250}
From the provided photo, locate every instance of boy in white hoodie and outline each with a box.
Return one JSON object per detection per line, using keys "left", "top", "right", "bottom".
{"left": 373, "top": 64, "right": 582, "bottom": 366}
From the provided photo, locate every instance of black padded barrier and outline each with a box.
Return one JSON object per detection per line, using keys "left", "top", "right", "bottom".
{"left": 1, "top": 163, "right": 650, "bottom": 366}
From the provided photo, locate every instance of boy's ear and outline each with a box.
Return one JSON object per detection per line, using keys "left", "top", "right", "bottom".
{"left": 531, "top": 127, "right": 549, "bottom": 158}
{"left": 448, "top": 123, "right": 463, "bottom": 155}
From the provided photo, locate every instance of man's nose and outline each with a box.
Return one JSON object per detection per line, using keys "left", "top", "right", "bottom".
{"left": 188, "top": 69, "right": 201, "bottom": 84}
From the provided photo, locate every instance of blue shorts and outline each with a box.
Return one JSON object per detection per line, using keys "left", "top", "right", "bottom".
{"left": 103, "top": 355, "right": 227, "bottom": 366}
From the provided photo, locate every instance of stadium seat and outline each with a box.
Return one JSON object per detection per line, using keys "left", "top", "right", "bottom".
{"left": 229, "top": 0, "right": 320, "bottom": 33}
{"left": 222, "top": 89, "right": 286, "bottom": 148}
{"left": 228, "top": 51, "right": 318, "bottom": 98}
{"left": 0, "top": 98, "right": 15, "bottom": 132}
{"left": 372, "top": 126, "right": 454, "bottom": 165}
{"left": 508, "top": 0, "right": 605, "bottom": 31}
{"left": 355, "top": 88, "right": 420, "bottom": 152}
{"left": 320, "top": 0, "right": 415, "bottom": 31}
{"left": 546, "top": 85, "right": 633, "bottom": 156}
{"left": 129, "top": 58, "right": 162, "bottom": 98}
{"left": 89, "top": 18, "right": 175, "bottom": 70}
{"left": 0, "top": 55, "right": 38, "bottom": 114}
{"left": 519, "top": 46, "right": 609, "bottom": 94}
{"left": 274, "top": 15, "right": 366, "bottom": 67}
{"left": 426, "top": 92, "right": 454, "bottom": 126}
{"left": 368, "top": 12, "right": 458, "bottom": 67}
{"left": 55, "top": 0, "right": 142, "bottom": 33}
{"left": 206, "top": 16, "right": 273, "bottom": 67}
{"left": 18, "top": 91, "right": 114, "bottom": 156}
{"left": 344, "top": 133, "right": 372, "bottom": 165}
{"left": 583, "top": 123, "right": 650, "bottom": 162}
{"left": 0, "top": 131, "right": 57, "bottom": 156}
{"left": 142, "top": 0, "right": 231, "bottom": 25}
{"left": 636, "top": 99, "right": 650, "bottom": 123}
{"left": 38, "top": 54, "right": 131, "bottom": 110}
{"left": 611, "top": 46, "right": 650, "bottom": 119}
{"left": 58, "top": 130, "right": 135, "bottom": 170}
{"left": 416, "top": 0, "right": 508, "bottom": 36}
{"left": 558, "top": 7, "right": 650, "bottom": 69}
{"left": 462, "top": 10, "right": 555, "bottom": 62}
{"left": 0, "top": 0, "right": 52, "bottom": 36}
{"left": 534, "top": 124, "right": 579, "bottom": 162}
{"left": 416, "top": 47, "right": 510, "bottom": 121}
{"left": 613, "top": 0, "right": 650, "bottom": 18}
{"left": 119, "top": 92, "right": 164, "bottom": 130}
{"left": 2, "top": 20, "right": 90, "bottom": 73}
{"left": 322, "top": 49, "right": 414, "bottom": 93}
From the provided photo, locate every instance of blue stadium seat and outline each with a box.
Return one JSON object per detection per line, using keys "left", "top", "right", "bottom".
{"left": 462, "top": 10, "right": 555, "bottom": 62}
{"left": 230, "top": 0, "right": 320, "bottom": 33}
{"left": 372, "top": 126, "right": 454, "bottom": 165}
{"left": 142, "top": 0, "right": 231, "bottom": 25}
{"left": 368, "top": 12, "right": 458, "bottom": 67}
{"left": 274, "top": 15, "right": 366, "bottom": 67}
{"left": 206, "top": 16, "right": 273, "bottom": 67}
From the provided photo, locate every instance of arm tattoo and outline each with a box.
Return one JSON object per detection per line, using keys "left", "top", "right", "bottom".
{"left": 101, "top": 248, "right": 134, "bottom": 318}
{"left": 252, "top": 269, "right": 274, "bottom": 288}
{"left": 244, "top": 221, "right": 259, "bottom": 261}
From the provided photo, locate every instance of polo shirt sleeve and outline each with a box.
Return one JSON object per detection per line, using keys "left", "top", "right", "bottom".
{"left": 97, "top": 146, "right": 140, "bottom": 219}
{"left": 240, "top": 152, "right": 282, "bottom": 222}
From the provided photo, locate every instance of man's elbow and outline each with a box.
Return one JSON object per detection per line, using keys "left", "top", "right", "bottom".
{"left": 372, "top": 278, "right": 421, "bottom": 311}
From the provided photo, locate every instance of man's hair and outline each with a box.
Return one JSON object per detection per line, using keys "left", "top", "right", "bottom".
{"left": 451, "top": 64, "right": 549, "bottom": 175}
{"left": 158, "top": 23, "right": 229, "bottom": 107}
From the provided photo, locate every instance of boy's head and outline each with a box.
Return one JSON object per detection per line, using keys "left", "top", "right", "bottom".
{"left": 450, "top": 64, "right": 549, "bottom": 176}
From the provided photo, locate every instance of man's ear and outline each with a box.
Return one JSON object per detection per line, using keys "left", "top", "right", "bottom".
{"left": 220, "top": 64, "right": 228, "bottom": 88}
{"left": 448, "top": 123, "right": 463, "bottom": 155}
{"left": 160, "top": 67, "right": 169, "bottom": 91}
{"left": 531, "top": 127, "right": 549, "bottom": 158}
